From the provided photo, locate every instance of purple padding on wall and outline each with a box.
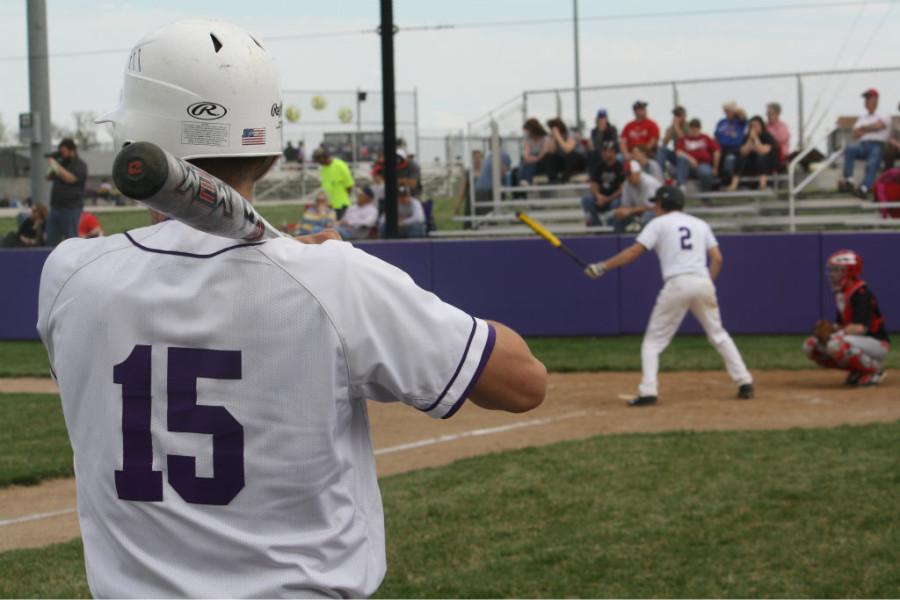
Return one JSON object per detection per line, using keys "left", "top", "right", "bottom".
{"left": 0, "top": 249, "right": 51, "bottom": 339}
{"left": 356, "top": 240, "right": 433, "bottom": 291}
{"left": 819, "top": 233, "right": 900, "bottom": 330}
{"left": 619, "top": 233, "right": 822, "bottom": 335}
{"left": 431, "top": 237, "right": 620, "bottom": 335}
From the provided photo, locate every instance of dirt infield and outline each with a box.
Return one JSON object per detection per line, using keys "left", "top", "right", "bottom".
{"left": 1, "top": 369, "right": 898, "bottom": 552}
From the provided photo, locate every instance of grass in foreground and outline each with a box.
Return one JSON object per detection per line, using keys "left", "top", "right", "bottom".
{"left": 0, "top": 394, "right": 72, "bottom": 487}
{"left": 7, "top": 335, "right": 893, "bottom": 380}
{"left": 4, "top": 421, "right": 900, "bottom": 597}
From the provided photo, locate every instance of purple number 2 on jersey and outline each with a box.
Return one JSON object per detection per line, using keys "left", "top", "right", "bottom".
{"left": 114, "top": 345, "right": 244, "bottom": 505}
{"left": 679, "top": 226, "right": 693, "bottom": 250}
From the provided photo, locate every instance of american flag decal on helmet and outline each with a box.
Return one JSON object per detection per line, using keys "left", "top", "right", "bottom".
{"left": 241, "top": 128, "right": 266, "bottom": 145}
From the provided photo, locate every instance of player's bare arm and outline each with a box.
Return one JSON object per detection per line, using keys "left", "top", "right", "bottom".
{"left": 708, "top": 246, "right": 723, "bottom": 280}
{"left": 469, "top": 321, "right": 546, "bottom": 413}
{"left": 584, "top": 243, "right": 646, "bottom": 278}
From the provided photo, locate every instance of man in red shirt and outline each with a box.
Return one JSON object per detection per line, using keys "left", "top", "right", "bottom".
{"left": 675, "top": 118, "right": 720, "bottom": 191}
{"left": 620, "top": 100, "right": 660, "bottom": 160}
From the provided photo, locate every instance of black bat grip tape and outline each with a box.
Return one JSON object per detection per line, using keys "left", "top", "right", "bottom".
{"left": 112, "top": 142, "right": 170, "bottom": 201}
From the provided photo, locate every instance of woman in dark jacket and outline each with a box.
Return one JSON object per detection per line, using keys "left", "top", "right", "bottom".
{"left": 2, "top": 203, "right": 48, "bottom": 247}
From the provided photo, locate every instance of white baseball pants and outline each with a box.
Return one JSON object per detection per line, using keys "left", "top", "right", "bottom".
{"left": 639, "top": 274, "right": 753, "bottom": 397}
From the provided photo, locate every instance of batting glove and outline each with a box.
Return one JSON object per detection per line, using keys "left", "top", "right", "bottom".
{"left": 585, "top": 262, "right": 606, "bottom": 279}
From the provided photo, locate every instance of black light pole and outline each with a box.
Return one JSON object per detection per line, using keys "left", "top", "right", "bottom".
{"left": 380, "top": 0, "right": 398, "bottom": 238}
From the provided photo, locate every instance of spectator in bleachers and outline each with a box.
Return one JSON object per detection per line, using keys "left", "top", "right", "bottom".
{"left": 581, "top": 141, "right": 624, "bottom": 227}
{"left": 397, "top": 149, "right": 423, "bottom": 198}
{"left": 547, "top": 117, "right": 586, "bottom": 182}
{"left": 2, "top": 203, "right": 47, "bottom": 248}
{"left": 475, "top": 146, "right": 511, "bottom": 203}
{"left": 379, "top": 185, "right": 426, "bottom": 238}
{"left": 657, "top": 105, "right": 688, "bottom": 179}
{"left": 590, "top": 108, "right": 619, "bottom": 153}
{"left": 337, "top": 186, "right": 378, "bottom": 240}
{"left": 727, "top": 115, "right": 778, "bottom": 191}
{"left": 613, "top": 159, "right": 659, "bottom": 233}
{"left": 620, "top": 100, "right": 660, "bottom": 160}
{"left": 838, "top": 88, "right": 891, "bottom": 198}
{"left": 675, "top": 118, "right": 720, "bottom": 191}
{"left": 630, "top": 146, "right": 663, "bottom": 182}
{"left": 519, "top": 118, "right": 553, "bottom": 184}
{"left": 298, "top": 191, "right": 337, "bottom": 234}
{"left": 765, "top": 102, "right": 790, "bottom": 166}
{"left": 714, "top": 101, "right": 747, "bottom": 186}
{"left": 78, "top": 212, "right": 104, "bottom": 238}
{"left": 283, "top": 141, "right": 299, "bottom": 164}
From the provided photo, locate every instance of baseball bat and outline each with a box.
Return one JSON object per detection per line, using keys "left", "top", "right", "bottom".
{"left": 516, "top": 211, "right": 589, "bottom": 269}
{"left": 112, "top": 141, "right": 285, "bottom": 242}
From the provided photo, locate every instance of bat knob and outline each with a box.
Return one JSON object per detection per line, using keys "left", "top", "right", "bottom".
{"left": 112, "top": 142, "right": 169, "bottom": 200}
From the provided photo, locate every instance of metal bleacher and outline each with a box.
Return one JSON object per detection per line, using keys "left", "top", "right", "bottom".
{"left": 434, "top": 147, "right": 900, "bottom": 239}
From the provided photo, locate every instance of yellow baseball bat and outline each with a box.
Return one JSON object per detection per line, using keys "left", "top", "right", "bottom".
{"left": 516, "top": 211, "right": 589, "bottom": 269}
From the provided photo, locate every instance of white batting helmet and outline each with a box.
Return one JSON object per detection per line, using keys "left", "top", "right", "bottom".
{"left": 97, "top": 19, "right": 283, "bottom": 160}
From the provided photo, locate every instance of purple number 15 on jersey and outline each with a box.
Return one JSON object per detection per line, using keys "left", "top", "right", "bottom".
{"left": 114, "top": 345, "right": 245, "bottom": 505}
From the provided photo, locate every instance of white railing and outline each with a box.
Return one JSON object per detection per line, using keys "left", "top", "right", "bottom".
{"left": 787, "top": 127, "right": 842, "bottom": 233}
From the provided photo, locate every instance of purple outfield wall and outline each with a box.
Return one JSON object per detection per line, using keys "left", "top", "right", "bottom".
{"left": 2, "top": 232, "right": 898, "bottom": 340}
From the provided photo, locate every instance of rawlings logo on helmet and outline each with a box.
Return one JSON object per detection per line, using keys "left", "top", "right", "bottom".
{"left": 186, "top": 102, "right": 228, "bottom": 120}
{"left": 827, "top": 249, "right": 863, "bottom": 290}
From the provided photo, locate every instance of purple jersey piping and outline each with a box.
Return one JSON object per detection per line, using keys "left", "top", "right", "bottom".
{"left": 441, "top": 323, "right": 496, "bottom": 420}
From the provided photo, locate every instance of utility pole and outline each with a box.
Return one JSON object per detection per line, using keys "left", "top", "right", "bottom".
{"left": 380, "top": 0, "right": 398, "bottom": 238}
{"left": 27, "top": 0, "right": 52, "bottom": 206}
{"left": 573, "top": 0, "right": 582, "bottom": 129}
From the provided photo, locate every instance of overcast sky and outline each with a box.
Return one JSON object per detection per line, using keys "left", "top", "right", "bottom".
{"left": 1, "top": 0, "right": 899, "bottom": 152}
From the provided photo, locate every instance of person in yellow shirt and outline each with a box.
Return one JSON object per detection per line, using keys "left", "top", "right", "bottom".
{"left": 312, "top": 147, "right": 355, "bottom": 218}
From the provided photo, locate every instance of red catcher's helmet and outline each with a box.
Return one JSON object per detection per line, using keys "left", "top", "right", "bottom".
{"left": 827, "top": 249, "right": 863, "bottom": 290}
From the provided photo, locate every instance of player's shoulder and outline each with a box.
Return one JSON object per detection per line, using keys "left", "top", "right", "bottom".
{"left": 258, "top": 237, "right": 394, "bottom": 287}
{"left": 42, "top": 231, "right": 133, "bottom": 281}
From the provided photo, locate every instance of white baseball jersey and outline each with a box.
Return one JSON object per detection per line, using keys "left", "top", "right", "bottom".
{"left": 37, "top": 221, "right": 495, "bottom": 598}
{"left": 853, "top": 111, "right": 890, "bottom": 143}
{"left": 636, "top": 211, "right": 718, "bottom": 280}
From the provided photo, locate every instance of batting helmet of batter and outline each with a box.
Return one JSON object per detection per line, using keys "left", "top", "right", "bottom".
{"left": 654, "top": 185, "right": 686, "bottom": 212}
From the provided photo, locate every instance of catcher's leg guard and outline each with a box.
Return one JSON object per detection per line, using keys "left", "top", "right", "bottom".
{"left": 804, "top": 336, "right": 838, "bottom": 368}
{"left": 825, "top": 334, "right": 879, "bottom": 374}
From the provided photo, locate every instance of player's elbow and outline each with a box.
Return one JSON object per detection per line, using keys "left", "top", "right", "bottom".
{"left": 506, "top": 357, "right": 548, "bottom": 413}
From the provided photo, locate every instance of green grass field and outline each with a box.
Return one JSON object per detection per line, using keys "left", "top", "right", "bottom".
{"left": 3, "top": 422, "right": 900, "bottom": 598}
{"left": 6, "top": 334, "right": 898, "bottom": 380}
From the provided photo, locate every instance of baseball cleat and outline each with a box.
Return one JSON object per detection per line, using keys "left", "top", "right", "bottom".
{"left": 857, "top": 370, "right": 886, "bottom": 387}
{"left": 736, "top": 384, "right": 754, "bottom": 399}
{"left": 845, "top": 371, "right": 864, "bottom": 386}
{"left": 628, "top": 395, "right": 657, "bottom": 407}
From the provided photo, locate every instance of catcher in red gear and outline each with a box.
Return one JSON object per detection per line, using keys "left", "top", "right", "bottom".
{"left": 804, "top": 249, "right": 890, "bottom": 386}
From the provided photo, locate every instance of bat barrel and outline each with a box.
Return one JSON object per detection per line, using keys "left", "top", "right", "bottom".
{"left": 113, "top": 142, "right": 171, "bottom": 201}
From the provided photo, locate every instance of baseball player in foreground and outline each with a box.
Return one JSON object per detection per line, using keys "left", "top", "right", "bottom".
{"left": 37, "top": 20, "right": 546, "bottom": 598}
{"left": 805, "top": 250, "right": 889, "bottom": 385}
{"left": 585, "top": 186, "right": 754, "bottom": 405}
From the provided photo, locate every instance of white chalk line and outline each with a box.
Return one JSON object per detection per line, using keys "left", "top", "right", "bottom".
{"left": 1, "top": 410, "right": 599, "bottom": 527}
{"left": 374, "top": 410, "right": 592, "bottom": 456}
{"left": 0, "top": 507, "right": 77, "bottom": 527}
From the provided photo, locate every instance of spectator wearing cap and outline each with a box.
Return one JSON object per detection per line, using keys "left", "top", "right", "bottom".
{"left": 727, "top": 115, "right": 778, "bottom": 191}
{"left": 657, "top": 105, "right": 688, "bottom": 179}
{"left": 581, "top": 141, "right": 624, "bottom": 227}
{"left": 78, "top": 212, "right": 104, "bottom": 238}
{"left": 313, "top": 146, "right": 355, "bottom": 219}
{"left": 714, "top": 101, "right": 747, "bottom": 185}
{"left": 838, "top": 88, "right": 891, "bottom": 197}
{"left": 337, "top": 187, "right": 379, "bottom": 240}
{"left": 519, "top": 118, "right": 553, "bottom": 184}
{"left": 613, "top": 159, "right": 660, "bottom": 233}
{"left": 547, "top": 117, "right": 586, "bottom": 182}
{"left": 675, "top": 118, "right": 720, "bottom": 191}
{"left": 620, "top": 100, "right": 660, "bottom": 161}
{"left": 45, "top": 137, "right": 88, "bottom": 246}
{"left": 379, "top": 185, "right": 426, "bottom": 238}
{"left": 590, "top": 108, "right": 619, "bottom": 153}
{"left": 765, "top": 102, "right": 790, "bottom": 165}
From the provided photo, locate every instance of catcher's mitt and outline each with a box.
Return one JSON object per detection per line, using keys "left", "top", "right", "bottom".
{"left": 814, "top": 320, "right": 836, "bottom": 345}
